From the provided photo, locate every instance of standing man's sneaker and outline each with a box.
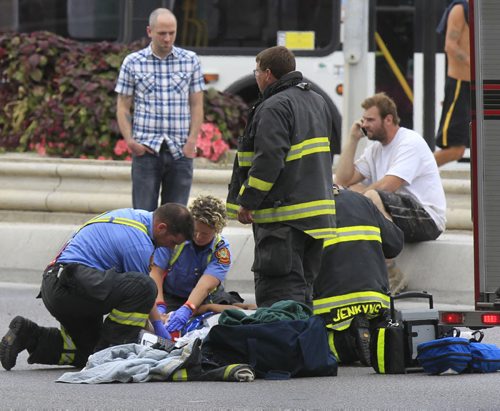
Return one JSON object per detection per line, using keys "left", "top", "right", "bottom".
{"left": 0, "top": 316, "right": 39, "bottom": 371}
{"left": 387, "top": 262, "right": 408, "bottom": 294}
{"left": 350, "top": 314, "right": 372, "bottom": 367}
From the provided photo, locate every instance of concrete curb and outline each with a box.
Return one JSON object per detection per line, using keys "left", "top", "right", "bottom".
{"left": 0, "top": 155, "right": 472, "bottom": 229}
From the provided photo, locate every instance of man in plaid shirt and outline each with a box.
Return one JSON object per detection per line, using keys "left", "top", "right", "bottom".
{"left": 115, "top": 8, "right": 205, "bottom": 210}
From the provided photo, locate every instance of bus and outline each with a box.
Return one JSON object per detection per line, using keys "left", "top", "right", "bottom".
{"left": 0, "top": 0, "right": 450, "bottom": 152}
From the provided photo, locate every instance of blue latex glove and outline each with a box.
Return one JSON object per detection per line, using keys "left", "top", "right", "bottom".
{"left": 156, "top": 302, "right": 167, "bottom": 315}
{"left": 151, "top": 320, "right": 171, "bottom": 340}
{"left": 166, "top": 305, "right": 193, "bottom": 332}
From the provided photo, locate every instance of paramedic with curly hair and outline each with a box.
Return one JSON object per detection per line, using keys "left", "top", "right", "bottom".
{"left": 150, "top": 195, "right": 236, "bottom": 332}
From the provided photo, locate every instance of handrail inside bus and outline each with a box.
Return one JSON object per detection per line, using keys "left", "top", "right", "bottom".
{"left": 375, "top": 31, "right": 414, "bottom": 104}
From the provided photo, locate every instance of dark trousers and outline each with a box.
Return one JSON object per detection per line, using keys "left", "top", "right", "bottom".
{"left": 131, "top": 145, "right": 193, "bottom": 210}
{"left": 252, "top": 224, "right": 323, "bottom": 308}
{"left": 32, "top": 263, "right": 156, "bottom": 367}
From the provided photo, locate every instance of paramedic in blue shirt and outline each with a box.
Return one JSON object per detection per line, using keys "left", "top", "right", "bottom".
{"left": 115, "top": 7, "right": 205, "bottom": 210}
{"left": 0, "top": 204, "right": 193, "bottom": 371}
{"left": 150, "top": 195, "right": 234, "bottom": 333}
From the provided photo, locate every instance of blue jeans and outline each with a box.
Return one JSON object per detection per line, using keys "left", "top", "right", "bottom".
{"left": 131, "top": 147, "right": 193, "bottom": 211}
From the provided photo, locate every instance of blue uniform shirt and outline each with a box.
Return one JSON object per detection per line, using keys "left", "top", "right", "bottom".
{"left": 58, "top": 208, "right": 155, "bottom": 274}
{"left": 153, "top": 235, "right": 231, "bottom": 298}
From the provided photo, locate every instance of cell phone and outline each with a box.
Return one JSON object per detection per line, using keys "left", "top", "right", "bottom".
{"left": 360, "top": 127, "right": 367, "bottom": 137}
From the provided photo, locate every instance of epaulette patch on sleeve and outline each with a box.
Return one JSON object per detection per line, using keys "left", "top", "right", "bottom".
{"left": 215, "top": 247, "right": 230, "bottom": 265}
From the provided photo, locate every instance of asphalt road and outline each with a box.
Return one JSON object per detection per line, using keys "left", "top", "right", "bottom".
{"left": 1, "top": 281, "right": 500, "bottom": 410}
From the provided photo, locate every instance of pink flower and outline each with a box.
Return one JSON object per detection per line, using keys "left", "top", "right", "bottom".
{"left": 36, "top": 143, "right": 46, "bottom": 156}
{"left": 113, "top": 139, "right": 130, "bottom": 156}
{"left": 209, "top": 138, "right": 229, "bottom": 161}
{"left": 196, "top": 122, "right": 229, "bottom": 162}
{"left": 36, "top": 137, "right": 46, "bottom": 156}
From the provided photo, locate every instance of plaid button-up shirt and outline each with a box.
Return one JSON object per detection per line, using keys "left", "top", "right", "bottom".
{"left": 115, "top": 45, "right": 205, "bottom": 158}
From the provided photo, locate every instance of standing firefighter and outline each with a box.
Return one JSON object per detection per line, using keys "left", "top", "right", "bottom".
{"left": 313, "top": 187, "right": 404, "bottom": 365}
{"left": 0, "top": 204, "right": 193, "bottom": 370}
{"left": 227, "top": 46, "right": 336, "bottom": 307}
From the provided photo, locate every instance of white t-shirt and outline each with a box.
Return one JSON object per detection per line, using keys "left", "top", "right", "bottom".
{"left": 355, "top": 127, "right": 446, "bottom": 231}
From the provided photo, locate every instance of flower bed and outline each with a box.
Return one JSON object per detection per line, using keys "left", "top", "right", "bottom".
{"left": 0, "top": 31, "right": 247, "bottom": 161}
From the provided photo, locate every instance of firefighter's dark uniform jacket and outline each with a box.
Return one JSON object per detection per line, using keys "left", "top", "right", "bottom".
{"left": 313, "top": 188, "right": 404, "bottom": 331}
{"left": 312, "top": 188, "right": 403, "bottom": 362}
{"left": 30, "top": 209, "right": 157, "bottom": 367}
{"left": 227, "top": 70, "right": 336, "bottom": 238}
{"left": 227, "top": 70, "right": 336, "bottom": 306}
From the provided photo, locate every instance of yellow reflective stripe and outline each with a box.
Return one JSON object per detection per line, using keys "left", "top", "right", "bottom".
{"left": 305, "top": 228, "right": 337, "bottom": 240}
{"left": 252, "top": 199, "right": 335, "bottom": 224}
{"left": 328, "top": 331, "right": 340, "bottom": 361}
{"left": 326, "top": 318, "right": 352, "bottom": 331}
{"left": 442, "top": 79, "right": 462, "bottom": 147}
{"left": 173, "top": 368, "right": 188, "bottom": 381}
{"left": 336, "top": 225, "right": 380, "bottom": 235}
{"left": 207, "top": 234, "right": 222, "bottom": 264}
{"left": 226, "top": 203, "right": 238, "bottom": 219}
{"left": 79, "top": 216, "right": 148, "bottom": 236}
{"left": 58, "top": 326, "right": 76, "bottom": 365}
{"left": 169, "top": 243, "right": 186, "bottom": 267}
{"left": 81, "top": 212, "right": 107, "bottom": 226}
{"left": 227, "top": 200, "right": 335, "bottom": 225}
{"left": 377, "top": 329, "right": 386, "bottom": 373}
{"left": 108, "top": 309, "right": 148, "bottom": 327}
{"left": 223, "top": 364, "right": 241, "bottom": 380}
{"left": 313, "top": 291, "right": 390, "bottom": 315}
{"left": 286, "top": 137, "right": 330, "bottom": 162}
{"left": 324, "top": 225, "right": 381, "bottom": 248}
{"left": 237, "top": 151, "right": 254, "bottom": 167}
{"left": 325, "top": 235, "right": 381, "bottom": 247}
{"left": 112, "top": 218, "right": 148, "bottom": 235}
{"left": 170, "top": 235, "right": 221, "bottom": 267}
{"left": 239, "top": 185, "right": 246, "bottom": 196}
{"left": 248, "top": 176, "right": 274, "bottom": 192}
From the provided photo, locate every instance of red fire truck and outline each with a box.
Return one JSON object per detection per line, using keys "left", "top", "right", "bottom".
{"left": 440, "top": 0, "right": 500, "bottom": 328}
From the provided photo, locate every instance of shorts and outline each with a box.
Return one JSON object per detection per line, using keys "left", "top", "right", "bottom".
{"left": 376, "top": 190, "right": 442, "bottom": 242}
{"left": 436, "top": 76, "right": 471, "bottom": 148}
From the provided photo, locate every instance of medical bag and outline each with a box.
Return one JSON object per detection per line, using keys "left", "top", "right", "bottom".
{"left": 417, "top": 335, "right": 500, "bottom": 374}
{"left": 370, "top": 291, "right": 439, "bottom": 374}
{"left": 201, "top": 315, "right": 338, "bottom": 379}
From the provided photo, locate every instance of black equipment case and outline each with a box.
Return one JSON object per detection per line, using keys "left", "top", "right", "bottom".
{"left": 391, "top": 291, "right": 440, "bottom": 370}
{"left": 371, "top": 291, "right": 440, "bottom": 374}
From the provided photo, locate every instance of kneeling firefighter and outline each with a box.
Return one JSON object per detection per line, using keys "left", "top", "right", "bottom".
{"left": 313, "top": 187, "right": 404, "bottom": 365}
{"left": 0, "top": 204, "right": 193, "bottom": 370}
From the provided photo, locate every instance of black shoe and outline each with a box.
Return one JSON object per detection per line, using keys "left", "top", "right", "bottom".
{"left": 350, "top": 315, "right": 372, "bottom": 367}
{"left": 0, "top": 316, "right": 38, "bottom": 371}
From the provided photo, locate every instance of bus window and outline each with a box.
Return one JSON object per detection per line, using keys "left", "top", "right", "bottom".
{"left": 0, "top": 0, "right": 120, "bottom": 41}
{"left": 375, "top": 2, "right": 415, "bottom": 128}
{"left": 169, "top": 0, "right": 340, "bottom": 54}
{"left": 67, "top": 0, "right": 120, "bottom": 41}
{"left": 0, "top": 0, "right": 68, "bottom": 35}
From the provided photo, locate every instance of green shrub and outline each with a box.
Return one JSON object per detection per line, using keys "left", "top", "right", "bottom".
{"left": 0, "top": 31, "right": 247, "bottom": 160}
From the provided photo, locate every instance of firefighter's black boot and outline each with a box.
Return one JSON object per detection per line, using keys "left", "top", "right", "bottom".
{"left": 27, "top": 326, "right": 68, "bottom": 366}
{"left": 0, "top": 316, "right": 40, "bottom": 371}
